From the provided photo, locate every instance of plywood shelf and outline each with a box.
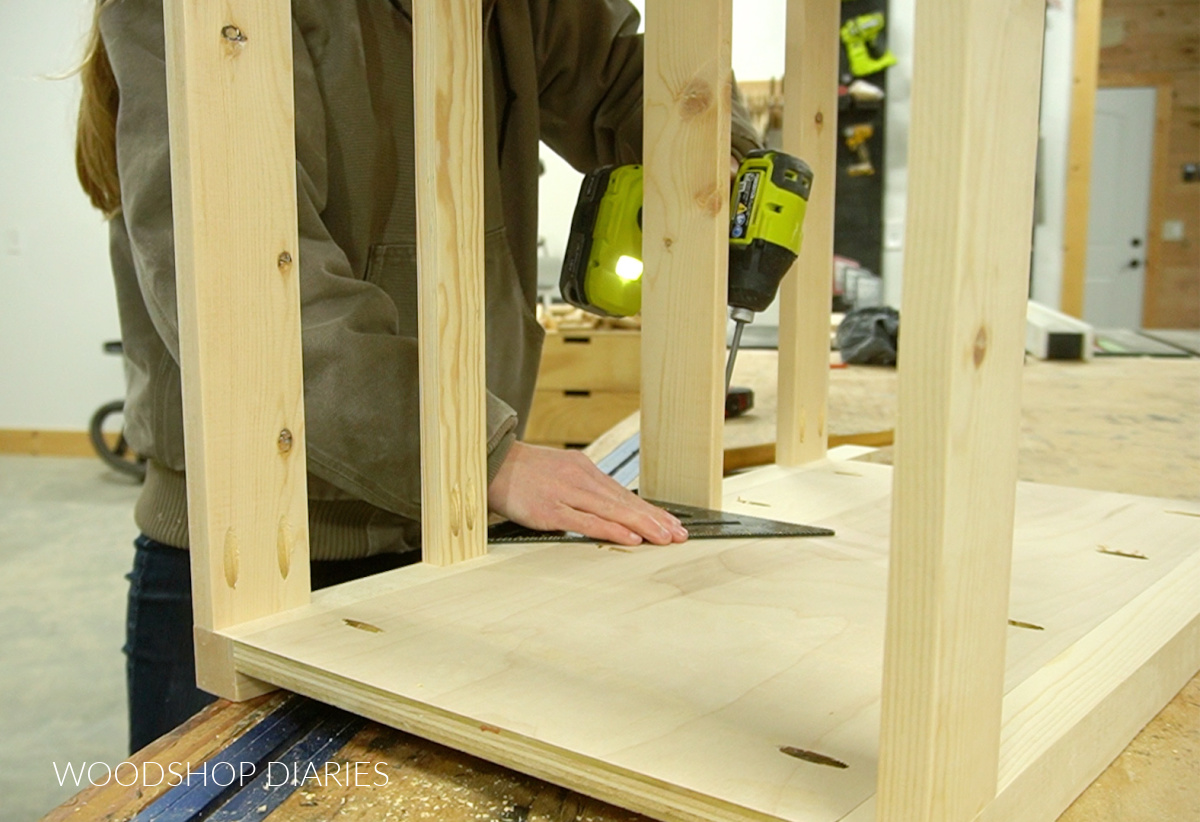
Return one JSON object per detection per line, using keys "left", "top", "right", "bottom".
{"left": 225, "top": 457, "right": 1200, "bottom": 822}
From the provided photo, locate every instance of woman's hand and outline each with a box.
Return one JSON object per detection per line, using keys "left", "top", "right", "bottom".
{"left": 488, "top": 442, "right": 689, "bottom": 546}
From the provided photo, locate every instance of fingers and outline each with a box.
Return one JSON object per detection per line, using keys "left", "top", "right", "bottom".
{"left": 555, "top": 507, "right": 644, "bottom": 547}
{"left": 487, "top": 442, "right": 688, "bottom": 547}
{"left": 561, "top": 456, "right": 687, "bottom": 545}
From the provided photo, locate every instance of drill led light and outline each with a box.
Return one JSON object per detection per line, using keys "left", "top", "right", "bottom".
{"left": 614, "top": 255, "right": 644, "bottom": 282}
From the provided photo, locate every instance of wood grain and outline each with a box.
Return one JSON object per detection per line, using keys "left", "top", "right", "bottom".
{"left": 775, "top": 0, "right": 838, "bottom": 467}
{"left": 413, "top": 0, "right": 488, "bottom": 566}
{"left": 163, "top": 0, "right": 310, "bottom": 696}
{"left": 0, "top": 429, "right": 116, "bottom": 458}
{"left": 876, "top": 1, "right": 1046, "bottom": 819}
{"left": 639, "top": 0, "right": 733, "bottom": 509}
{"left": 228, "top": 458, "right": 1200, "bottom": 822}
{"left": 536, "top": 331, "right": 641, "bottom": 393}
{"left": 983, "top": 551, "right": 1200, "bottom": 822}
{"left": 524, "top": 391, "right": 641, "bottom": 447}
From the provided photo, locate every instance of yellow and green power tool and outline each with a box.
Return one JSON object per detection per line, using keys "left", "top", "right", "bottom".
{"left": 840, "top": 13, "right": 897, "bottom": 77}
{"left": 559, "top": 148, "right": 814, "bottom": 392}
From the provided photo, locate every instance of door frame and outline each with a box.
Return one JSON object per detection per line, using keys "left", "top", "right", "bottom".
{"left": 1064, "top": 72, "right": 1173, "bottom": 328}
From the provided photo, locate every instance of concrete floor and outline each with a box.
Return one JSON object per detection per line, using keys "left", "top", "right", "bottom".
{"left": 0, "top": 456, "right": 141, "bottom": 822}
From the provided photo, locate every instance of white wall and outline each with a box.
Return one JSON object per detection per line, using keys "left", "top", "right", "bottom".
{"left": 883, "top": 1, "right": 1072, "bottom": 311}
{"left": 0, "top": 2, "right": 124, "bottom": 431}
{"left": 1031, "top": 0, "right": 1075, "bottom": 309}
{"left": 881, "top": 0, "right": 915, "bottom": 309}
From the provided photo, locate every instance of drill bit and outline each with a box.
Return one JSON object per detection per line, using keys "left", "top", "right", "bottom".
{"left": 724, "top": 307, "right": 755, "bottom": 397}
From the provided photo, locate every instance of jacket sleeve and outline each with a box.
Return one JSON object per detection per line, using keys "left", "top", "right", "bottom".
{"left": 102, "top": 1, "right": 516, "bottom": 523}
{"left": 530, "top": 0, "right": 762, "bottom": 170}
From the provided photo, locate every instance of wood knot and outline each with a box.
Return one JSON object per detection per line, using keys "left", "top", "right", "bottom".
{"left": 678, "top": 78, "right": 713, "bottom": 119}
{"left": 663, "top": 236, "right": 674, "bottom": 249}
{"left": 277, "top": 251, "right": 293, "bottom": 272}
{"left": 973, "top": 326, "right": 989, "bottom": 368}
{"left": 221, "top": 24, "right": 247, "bottom": 57}
{"left": 814, "top": 111, "right": 824, "bottom": 126}
{"left": 278, "top": 428, "right": 293, "bottom": 454}
{"left": 695, "top": 183, "right": 724, "bottom": 216}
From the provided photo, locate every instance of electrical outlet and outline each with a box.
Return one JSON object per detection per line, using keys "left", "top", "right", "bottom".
{"left": 1162, "top": 220, "right": 1185, "bottom": 243}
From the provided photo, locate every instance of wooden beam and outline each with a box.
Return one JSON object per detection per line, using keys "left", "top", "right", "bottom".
{"left": 775, "top": 0, "right": 838, "bottom": 467}
{"left": 412, "top": 0, "right": 488, "bottom": 566}
{"left": 722, "top": 430, "right": 894, "bottom": 475}
{"left": 0, "top": 429, "right": 117, "bottom": 458}
{"left": 876, "top": 1, "right": 1046, "bottom": 819}
{"left": 639, "top": 0, "right": 733, "bottom": 510}
{"left": 163, "top": 0, "right": 310, "bottom": 698}
{"left": 1061, "top": 0, "right": 1103, "bottom": 317}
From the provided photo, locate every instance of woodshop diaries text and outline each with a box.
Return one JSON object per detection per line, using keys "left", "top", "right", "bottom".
{"left": 52, "top": 760, "right": 390, "bottom": 788}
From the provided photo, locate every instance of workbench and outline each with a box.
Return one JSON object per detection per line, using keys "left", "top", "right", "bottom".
{"left": 46, "top": 356, "right": 1200, "bottom": 822}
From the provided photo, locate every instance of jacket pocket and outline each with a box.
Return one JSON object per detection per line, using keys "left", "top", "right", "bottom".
{"left": 364, "top": 242, "right": 419, "bottom": 337}
{"left": 364, "top": 230, "right": 544, "bottom": 432}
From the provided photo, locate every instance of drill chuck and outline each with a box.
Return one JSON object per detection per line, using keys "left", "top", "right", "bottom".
{"left": 728, "top": 241, "right": 801, "bottom": 312}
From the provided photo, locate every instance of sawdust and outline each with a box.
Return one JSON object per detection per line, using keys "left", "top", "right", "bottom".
{"left": 272, "top": 726, "right": 650, "bottom": 822}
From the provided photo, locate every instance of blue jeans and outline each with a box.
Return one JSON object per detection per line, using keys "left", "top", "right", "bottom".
{"left": 124, "top": 535, "right": 416, "bottom": 753}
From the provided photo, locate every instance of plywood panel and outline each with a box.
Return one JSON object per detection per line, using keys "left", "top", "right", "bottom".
{"left": 230, "top": 460, "right": 1200, "bottom": 822}
{"left": 524, "top": 391, "right": 641, "bottom": 447}
{"left": 536, "top": 332, "right": 641, "bottom": 392}
{"left": 1099, "top": 0, "right": 1200, "bottom": 74}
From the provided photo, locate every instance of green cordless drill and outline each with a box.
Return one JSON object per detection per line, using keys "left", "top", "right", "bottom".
{"left": 559, "top": 149, "right": 814, "bottom": 394}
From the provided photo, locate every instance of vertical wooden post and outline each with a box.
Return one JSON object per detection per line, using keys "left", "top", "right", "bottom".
{"left": 640, "top": 0, "right": 733, "bottom": 509}
{"left": 413, "top": 0, "right": 488, "bottom": 566}
{"left": 164, "top": 0, "right": 310, "bottom": 699}
{"left": 775, "top": 0, "right": 839, "bottom": 466}
{"left": 1061, "top": 0, "right": 1103, "bottom": 317}
{"left": 877, "top": 1, "right": 1046, "bottom": 820}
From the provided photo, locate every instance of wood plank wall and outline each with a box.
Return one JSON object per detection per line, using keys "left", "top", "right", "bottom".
{"left": 1100, "top": 0, "right": 1200, "bottom": 328}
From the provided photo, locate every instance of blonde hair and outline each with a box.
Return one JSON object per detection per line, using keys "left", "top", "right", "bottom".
{"left": 75, "top": 1, "right": 121, "bottom": 218}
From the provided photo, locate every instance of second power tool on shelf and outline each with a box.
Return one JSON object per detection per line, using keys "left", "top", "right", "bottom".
{"left": 559, "top": 148, "right": 814, "bottom": 392}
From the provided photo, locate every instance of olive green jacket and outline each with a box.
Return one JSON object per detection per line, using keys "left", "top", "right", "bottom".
{"left": 101, "top": 0, "right": 761, "bottom": 559}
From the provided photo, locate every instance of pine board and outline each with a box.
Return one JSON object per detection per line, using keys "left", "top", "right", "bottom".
{"left": 412, "top": 0, "right": 488, "bottom": 565}
{"left": 226, "top": 459, "right": 1200, "bottom": 822}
